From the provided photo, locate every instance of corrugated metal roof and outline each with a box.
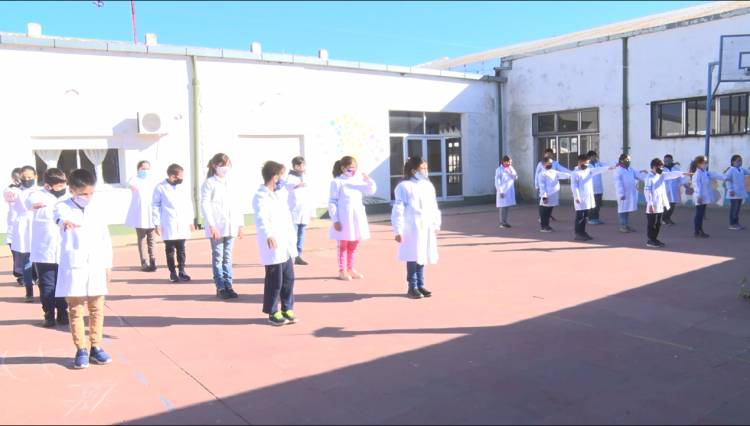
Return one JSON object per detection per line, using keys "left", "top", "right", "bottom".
{"left": 418, "top": 1, "right": 750, "bottom": 71}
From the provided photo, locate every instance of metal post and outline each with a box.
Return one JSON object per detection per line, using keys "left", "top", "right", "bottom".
{"left": 704, "top": 62, "right": 719, "bottom": 169}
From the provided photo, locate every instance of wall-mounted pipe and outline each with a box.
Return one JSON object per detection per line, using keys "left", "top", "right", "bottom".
{"left": 190, "top": 55, "right": 202, "bottom": 228}
{"left": 622, "top": 37, "right": 629, "bottom": 155}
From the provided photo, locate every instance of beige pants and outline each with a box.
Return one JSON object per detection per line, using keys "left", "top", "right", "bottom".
{"left": 66, "top": 296, "right": 105, "bottom": 350}
{"left": 136, "top": 228, "right": 156, "bottom": 266}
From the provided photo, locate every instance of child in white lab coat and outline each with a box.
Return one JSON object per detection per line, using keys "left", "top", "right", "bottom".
{"left": 662, "top": 154, "right": 689, "bottom": 226}
{"left": 724, "top": 154, "right": 750, "bottom": 230}
{"left": 153, "top": 164, "right": 195, "bottom": 283}
{"left": 201, "top": 153, "right": 245, "bottom": 300}
{"left": 570, "top": 154, "right": 614, "bottom": 241}
{"left": 125, "top": 160, "right": 159, "bottom": 272}
{"left": 392, "top": 156, "right": 441, "bottom": 299}
{"left": 614, "top": 154, "right": 646, "bottom": 233}
{"left": 328, "top": 156, "right": 377, "bottom": 281}
{"left": 54, "top": 169, "right": 113, "bottom": 369}
{"left": 27, "top": 168, "right": 69, "bottom": 327}
{"left": 690, "top": 155, "right": 725, "bottom": 238}
{"left": 536, "top": 156, "right": 570, "bottom": 232}
{"left": 643, "top": 158, "right": 692, "bottom": 248}
{"left": 253, "top": 161, "right": 298, "bottom": 326}
{"left": 7, "top": 165, "right": 40, "bottom": 302}
{"left": 586, "top": 150, "right": 609, "bottom": 225}
{"left": 495, "top": 155, "right": 518, "bottom": 229}
{"left": 535, "top": 148, "right": 570, "bottom": 222}
{"left": 285, "top": 156, "right": 315, "bottom": 265}
{"left": 5, "top": 167, "right": 23, "bottom": 285}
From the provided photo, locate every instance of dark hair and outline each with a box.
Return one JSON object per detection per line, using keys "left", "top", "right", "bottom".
{"left": 292, "top": 156, "right": 305, "bottom": 167}
{"left": 543, "top": 148, "right": 554, "bottom": 154}
{"left": 43, "top": 168, "right": 67, "bottom": 186}
{"left": 207, "top": 153, "right": 230, "bottom": 178}
{"left": 136, "top": 160, "right": 150, "bottom": 170}
{"left": 690, "top": 155, "right": 707, "bottom": 174}
{"left": 332, "top": 156, "right": 356, "bottom": 178}
{"left": 586, "top": 150, "right": 598, "bottom": 158}
{"left": 10, "top": 167, "right": 21, "bottom": 179}
{"left": 731, "top": 154, "right": 742, "bottom": 164}
{"left": 68, "top": 168, "right": 96, "bottom": 189}
{"left": 502, "top": 155, "right": 511, "bottom": 163}
{"left": 577, "top": 154, "right": 589, "bottom": 162}
{"left": 618, "top": 154, "right": 630, "bottom": 163}
{"left": 167, "top": 163, "right": 183, "bottom": 176}
{"left": 262, "top": 161, "right": 285, "bottom": 183}
{"left": 542, "top": 155, "right": 553, "bottom": 164}
{"left": 664, "top": 154, "right": 674, "bottom": 160}
{"left": 20, "top": 165, "right": 36, "bottom": 175}
{"left": 650, "top": 158, "right": 664, "bottom": 169}
{"left": 403, "top": 156, "right": 426, "bottom": 180}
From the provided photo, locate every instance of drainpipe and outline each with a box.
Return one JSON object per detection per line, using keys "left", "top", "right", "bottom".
{"left": 622, "top": 37, "right": 629, "bottom": 155}
{"left": 495, "top": 69, "right": 504, "bottom": 163}
{"left": 190, "top": 56, "right": 202, "bottom": 228}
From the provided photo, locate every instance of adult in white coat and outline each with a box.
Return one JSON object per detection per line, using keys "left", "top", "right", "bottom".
{"left": 26, "top": 168, "right": 70, "bottom": 327}
{"left": 284, "top": 156, "right": 316, "bottom": 265}
{"left": 691, "top": 155, "right": 725, "bottom": 238}
{"left": 536, "top": 157, "right": 570, "bottom": 232}
{"left": 570, "top": 155, "right": 614, "bottom": 241}
{"left": 328, "top": 156, "right": 377, "bottom": 281}
{"left": 201, "top": 153, "right": 245, "bottom": 299}
{"left": 153, "top": 164, "right": 195, "bottom": 283}
{"left": 495, "top": 155, "right": 518, "bottom": 229}
{"left": 125, "top": 160, "right": 159, "bottom": 272}
{"left": 253, "top": 161, "right": 299, "bottom": 326}
{"left": 392, "top": 156, "right": 441, "bottom": 299}
{"left": 5, "top": 167, "right": 22, "bottom": 284}
{"left": 614, "top": 154, "right": 646, "bottom": 233}
{"left": 643, "top": 158, "right": 692, "bottom": 248}
{"left": 9, "top": 166, "right": 40, "bottom": 301}
{"left": 724, "top": 154, "right": 750, "bottom": 230}
{"left": 54, "top": 169, "right": 114, "bottom": 369}
{"left": 662, "top": 155, "right": 689, "bottom": 226}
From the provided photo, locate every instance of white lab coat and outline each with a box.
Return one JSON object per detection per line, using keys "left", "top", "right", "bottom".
{"left": 495, "top": 166, "right": 518, "bottom": 208}
{"left": 571, "top": 166, "right": 609, "bottom": 211}
{"left": 391, "top": 177, "right": 441, "bottom": 265}
{"left": 200, "top": 176, "right": 245, "bottom": 239}
{"left": 693, "top": 168, "right": 725, "bottom": 206}
{"left": 536, "top": 169, "right": 570, "bottom": 207}
{"left": 284, "top": 172, "right": 315, "bottom": 225}
{"left": 535, "top": 160, "right": 571, "bottom": 190}
{"left": 252, "top": 185, "right": 298, "bottom": 266}
{"left": 4, "top": 186, "right": 18, "bottom": 245}
{"left": 26, "top": 188, "right": 69, "bottom": 264}
{"left": 328, "top": 175, "right": 377, "bottom": 241}
{"left": 152, "top": 180, "right": 194, "bottom": 241}
{"left": 54, "top": 198, "right": 113, "bottom": 298}
{"left": 663, "top": 165, "right": 688, "bottom": 203}
{"left": 644, "top": 171, "right": 684, "bottom": 214}
{"left": 9, "top": 185, "right": 40, "bottom": 253}
{"left": 589, "top": 161, "right": 609, "bottom": 194}
{"left": 724, "top": 167, "right": 750, "bottom": 200}
{"left": 614, "top": 166, "right": 645, "bottom": 213}
{"left": 125, "top": 176, "right": 159, "bottom": 229}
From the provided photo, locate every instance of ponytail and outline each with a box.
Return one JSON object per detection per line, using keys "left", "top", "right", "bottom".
{"left": 331, "top": 160, "right": 343, "bottom": 178}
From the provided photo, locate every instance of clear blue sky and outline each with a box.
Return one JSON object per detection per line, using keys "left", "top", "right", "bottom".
{"left": 0, "top": 1, "right": 710, "bottom": 65}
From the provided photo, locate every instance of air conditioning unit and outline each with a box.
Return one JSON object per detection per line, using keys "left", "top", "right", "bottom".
{"left": 137, "top": 112, "right": 164, "bottom": 134}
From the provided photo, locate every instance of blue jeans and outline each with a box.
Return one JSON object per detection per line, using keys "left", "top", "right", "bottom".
{"left": 35, "top": 262, "right": 66, "bottom": 318}
{"left": 16, "top": 251, "right": 34, "bottom": 296}
{"left": 695, "top": 204, "right": 707, "bottom": 233}
{"left": 210, "top": 237, "right": 234, "bottom": 290}
{"left": 730, "top": 199, "right": 743, "bottom": 226}
{"left": 295, "top": 224, "right": 306, "bottom": 256}
{"left": 406, "top": 261, "right": 425, "bottom": 290}
{"left": 618, "top": 212, "right": 629, "bottom": 227}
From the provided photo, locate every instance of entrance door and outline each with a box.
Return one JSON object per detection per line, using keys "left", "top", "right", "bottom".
{"left": 389, "top": 135, "right": 462, "bottom": 201}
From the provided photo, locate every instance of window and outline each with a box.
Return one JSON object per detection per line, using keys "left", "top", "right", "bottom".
{"left": 537, "top": 114, "right": 555, "bottom": 133}
{"left": 651, "top": 93, "right": 749, "bottom": 138}
{"left": 34, "top": 149, "right": 121, "bottom": 185}
{"left": 533, "top": 108, "right": 600, "bottom": 172}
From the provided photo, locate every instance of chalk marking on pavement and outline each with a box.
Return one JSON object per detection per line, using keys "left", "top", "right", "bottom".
{"left": 621, "top": 332, "right": 695, "bottom": 351}
{"left": 159, "top": 395, "right": 175, "bottom": 411}
{"left": 0, "top": 351, "right": 25, "bottom": 382}
{"left": 38, "top": 343, "right": 54, "bottom": 378}
{"left": 549, "top": 315, "right": 596, "bottom": 328}
{"left": 134, "top": 371, "right": 149, "bottom": 385}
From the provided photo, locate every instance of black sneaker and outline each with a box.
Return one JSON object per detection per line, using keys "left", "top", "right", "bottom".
{"left": 226, "top": 287, "right": 239, "bottom": 299}
{"left": 294, "top": 257, "right": 309, "bottom": 266}
{"left": 418, "top": 287, "right": 432, "bottom": 298}
{"left": 583, "top": 233, "right": 593, "bottom": 241}
{"left": 217, "top": 288, "right": 232, "bottom": 300}
{"left": 42, "top": 316, "right": 55, "bottom": 328}
{"left": 574, "top": 234, "right": 588, "bottom": 241}
{"left": 140, "top": 263, "right": 150, "bottom": 272}
{"left": 656, "top": 240, "right": 666, "bottom": 247}
{"left": 16, "top": 277, "right": 23, "bottom": 286}
{"left": 695, "top": 231, "right": 710, "bottom": 238}
{"left": 646, "top": 240, "right": 660, "bottom": 248}
{"left": 169, "top": 272, "right": 179, "bottom": 283}
{"left": 178, "top": 271, "right": 191, "bottom": 282}
{"left": 56, "top": 313, "right": 69, "bottom": 326}
{"left": 407, "top": 288, "right": 424, "bottom": 299}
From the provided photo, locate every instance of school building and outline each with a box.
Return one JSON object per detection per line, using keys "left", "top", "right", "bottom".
{"left": 1, "top": 1, "right": 750, "bottom": 231}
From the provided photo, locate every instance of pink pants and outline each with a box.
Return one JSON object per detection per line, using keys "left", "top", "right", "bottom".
{"left": 337, "top": 240, "right": 360, "bottom": 272}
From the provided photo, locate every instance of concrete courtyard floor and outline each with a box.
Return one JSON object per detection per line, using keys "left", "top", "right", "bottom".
{"left": 2, "top": 204, "right": 750, "bottom": 425}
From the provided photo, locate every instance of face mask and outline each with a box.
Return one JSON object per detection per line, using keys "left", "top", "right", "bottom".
{"left": 656, "top": 167, "right": 663, "bottom": 174}
{"left": 274, "top": 178, "right": 284, "bottom": 191}
{"left": 736, "top": 161, "right": 743, "bottom": 168}
{"left": 137, "top": 170, "right": 148, "bottom": 179}
{"left": 49, "top": 188, "right": 66, "bottom": 198}
{"left": 416, "top": 170, "right": 428, "bottom": 180}
{"left": 664, "top": 161, "right": 673, "bottom": 168}
{"left": 216, "top": 166, "right": 230, "bottom": 177}
{"left": 344, "top": 168, "right": 355, "bottom": 177}
{"left": 623, "top": 161, "right": 631, "bottom": 168}
{"left": 171, "top": 178, "right": 183, "bottom": 185}
{"left": 545, "top": 165, "right": 553, "bottom": 170}
{"left": 580, "top": 164, "right": 588, "bottom": 170}
{"left": 73, "top": 195, "right": 90, "bottom": 208}
{"left": 21, "top": 179, "right": 34, "bottom": 189}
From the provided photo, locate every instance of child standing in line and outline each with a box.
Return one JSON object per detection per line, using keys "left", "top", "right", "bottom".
{"left": 586, "top": 151, "right": 609, "bottom": 225}
{"left": 570, "top": 154, "right": 614, "bottom": 241}
{"left": 5, "top": 167, "right": 23, "bottom": 285}
{"left": 536, "top": 156, "right": 570, "bottom": 233}
{"left": 690, "top": 155, "right": 725, "bottom": 238}
{"left": 8, "top": 166, "right": 40, "bottom": 302}
{"left": 495, "top": 155, "right": 518, "bottom": 229}
{"left": 662, "top": 154, "right": 688, "bottom": 226}
{"left": 392, "top": 156, "right": 441, "bottom": 300}
{"left": 27, "top": 168, "right": 70, "bottom": 327}
{"left": 125, "top": 160, "right": 159, "bottom": 272}
{"left": 614, "top": 154, "right": 646, "bottom": 233}
{"left": 54, "top": 169, "right": 113, "bottom": 370}
{"left": 284, "top": 156, "right": 316, "bottom": 266}
{"left": 724, "top": 154, "right": 750, "bottom": 230}
{"left": 253, "top": 161, "right": 299, "bottom": 326}
{"left": 152, "top": 164, "right": 195, "bottom": 283}
{"left": 201, "top": 153, "right": 245, "bottom": 300}
{"left": 328, "top": 156, "right": 377, "bottom": 281}
{"left": 535, "top": 148, "right": 570, "bottom": 222}
{"left": 643, "top": 158, "right": 692, "bottom": 248}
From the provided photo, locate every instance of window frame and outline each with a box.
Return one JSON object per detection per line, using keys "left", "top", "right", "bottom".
{"left": 533, "top": 108, "right": 599, "bottom": 136}
{"left": 651, "top": 92, "right": 749, "bottom": 139}
{"left": 34, "top": 148, "right": 124, "bottom": 187}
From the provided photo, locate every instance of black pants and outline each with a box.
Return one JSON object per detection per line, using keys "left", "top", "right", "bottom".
{"left": 694, "top": 204, "right": 707, "bottom": 234}
{"left": 262, "top": 257, "right": 295, "bottom": 314}
{"left": 34, "top": 262, "right": 67, "bottom": 319}
{"left": 575, "top": 210, "right": 588, "bottom": 235}
{"left": 589, "top": 193, "right": 603, "bottom": 221}
{"left": 164, "top": 239, "right": 186, "bottom": 273}
{"left": 647, "top": 213, "right": 663, "bottom": 241}
{"left": 663, "top": 204, "right": 676, "bottom": 223}
{"left": 539, "top": 206, "right": 554, "bottom": 229}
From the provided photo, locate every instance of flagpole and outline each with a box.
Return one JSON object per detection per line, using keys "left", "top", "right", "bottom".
{"left": 130, "top": 0, "right": 137, "bottom": 44}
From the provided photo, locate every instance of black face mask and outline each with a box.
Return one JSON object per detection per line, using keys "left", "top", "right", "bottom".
{"left": 664, "top": 161, "right": 673, "bottom": 168}
{"left": 20, "top": 179, "right": 34, "bottom": 189}
{"left": 656, "top": 168, "right": 663, "bottom": 174}
{"left": 580, "top": 164, "right": 588, "bottom": 170}
{"left": 545, "top": 165, "right": 553, "bottom": 170}
{"left": 171, "top": 178, "right": 183, "bottom": 185}
{"left": 622, "top": 161, "right": 631, "bottom": 168}
{"left": 49, "top": 188, "right": 66, "bottom": 198}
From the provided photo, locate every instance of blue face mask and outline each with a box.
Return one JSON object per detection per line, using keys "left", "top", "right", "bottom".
{"left": 137, "top": 170, "right": 148, "bottom": 179}
{"left": 274, "top": 178, "right": 284, "bottom": 191}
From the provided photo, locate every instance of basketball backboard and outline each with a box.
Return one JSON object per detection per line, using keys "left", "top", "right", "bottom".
{"left": 719, "top": 34, "right": 750, "bottom": 82}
